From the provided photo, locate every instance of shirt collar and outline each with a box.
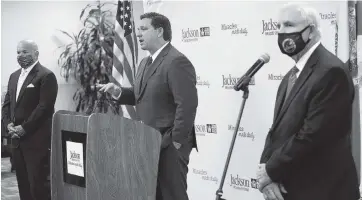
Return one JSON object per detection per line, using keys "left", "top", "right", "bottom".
{"left": 295, "top": 41, "right": 320, "bottom": 72}
{"left": 151, "top": 42, "right": 169, "bottom": 62}
{"left": 21, "top": 60, "right": 38, "bottom": 74}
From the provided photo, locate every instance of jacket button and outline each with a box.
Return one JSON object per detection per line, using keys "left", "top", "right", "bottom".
{"left": 137, "top": 100, "right": 140, "bottom": 104}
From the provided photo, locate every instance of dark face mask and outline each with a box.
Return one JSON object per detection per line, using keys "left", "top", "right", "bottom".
{"left": 278, "top": 25, "right": 311, "bottom": 56}
{"left": 17, "top": 55, "right": 34, "bottom": 68}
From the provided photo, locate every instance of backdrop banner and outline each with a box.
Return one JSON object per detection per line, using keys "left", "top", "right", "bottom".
{"left": 142, "top": 1, "right": 345, "bottom": 199}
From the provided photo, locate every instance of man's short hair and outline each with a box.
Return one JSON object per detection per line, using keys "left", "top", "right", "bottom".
{"left": 140, "top": 12, "right": 172, "bottom": 41}
{"left": 281, "top": 3, "right": 321, "bottom": 35}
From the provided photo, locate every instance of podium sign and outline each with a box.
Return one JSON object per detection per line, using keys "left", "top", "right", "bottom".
{"left": 61, "top": 130, "right": 86, "bottom": 187}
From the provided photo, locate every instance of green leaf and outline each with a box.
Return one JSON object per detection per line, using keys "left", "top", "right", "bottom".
{"left": 84, "top": 17, "right": 97, "bottom": 27}
{"left": 57, "top": 29, "right": 74, "bottom": 41}
{"left": 89, "top": 9, "right": 100, "bottom": 16}
{"left": 80, "top": 4, "right": 92, "bottom": 19}
{"left": 99, "top": 2, "right": 117, "bottom": 8}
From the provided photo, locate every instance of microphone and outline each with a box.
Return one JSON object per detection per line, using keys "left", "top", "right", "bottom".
{"left": 233, "top": 53, "right": 270, "bottom": 91}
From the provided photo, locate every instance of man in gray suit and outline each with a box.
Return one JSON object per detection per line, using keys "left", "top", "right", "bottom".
{"left": 257, "top": 3, "right": 359, "bottom": 200}
{"left": 97, "top": 12, "right": 198, "bottom": 200}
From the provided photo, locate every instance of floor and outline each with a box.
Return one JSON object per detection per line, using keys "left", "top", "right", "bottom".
{"left": 1, "top": 157, "right": 362, "bottom": 200}
{"left": 1, "top": 158, "right": 19, "bottom": 200}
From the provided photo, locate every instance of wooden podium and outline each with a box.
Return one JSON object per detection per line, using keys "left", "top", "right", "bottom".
{"left": 51, "top": 110, "right": 161, "bottom": 200}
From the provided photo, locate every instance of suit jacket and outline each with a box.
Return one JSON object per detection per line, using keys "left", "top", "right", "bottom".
{"left": 1, "top": 62, "right": 58, "bottom": 150}
{"left": 260, "top": 44, "right": 359, "bottom": 200}
{"left": 118, "top": 43, "right": 198, "bottom": 149}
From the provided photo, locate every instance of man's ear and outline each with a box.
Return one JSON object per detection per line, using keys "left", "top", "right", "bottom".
{"left": 157, "top": 27, "right": 164, "bottom": 38}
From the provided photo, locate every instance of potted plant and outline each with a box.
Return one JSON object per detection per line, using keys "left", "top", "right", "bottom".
{"left": 56, "top": 1, "right": 121, "bottom": 115}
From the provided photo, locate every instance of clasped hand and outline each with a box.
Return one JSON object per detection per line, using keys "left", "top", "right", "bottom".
{"left": 257, "top": 163, "right": 287, "bottom": 200}
{"left": 7, "top": 122, "right": 25, "bottom": 139}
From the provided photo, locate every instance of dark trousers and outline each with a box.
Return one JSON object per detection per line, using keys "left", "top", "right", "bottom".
{"left": 156, "top": 141, "right": 192, "bottom": 200}
{"left": 13, "top": 146, "right": 50, "bottom": 200}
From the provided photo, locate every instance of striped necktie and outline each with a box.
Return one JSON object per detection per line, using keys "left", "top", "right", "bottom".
{"left": 285, "top": 66, "right": 299, "bottom": 99}
{"left": 140, "top": 56, "right": 153, "bottom": 86}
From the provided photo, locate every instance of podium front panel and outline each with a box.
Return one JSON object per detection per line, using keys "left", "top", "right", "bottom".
{"left": 86, "top": 114, "right": 162, "bottom": 200}
{"left": 51, "top": 111, "right": 89, "bottom": 200}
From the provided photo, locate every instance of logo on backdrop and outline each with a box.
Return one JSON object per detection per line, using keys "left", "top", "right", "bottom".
{"left": 222, "top": 74, "right": 255, "bottom": 89}
{"left": 268, "top": 73, "right": 285, "bottom": 80}
{"left": 228, "top": 174, "right": 259, "bottom": 191}
{"left": 193, "top": 168, "right": 218, "bottom": 184}
{"left": 146, "top": 0, "right": 162, "bottom": 6}
{"left": 228, "top": 125, "right": 255, "bottom": 141}
{"left": 262, "top": 19, "right": 278, "bottom": 36}
{"left": 197, "top": 75, "right": 210, "bottom": 88}
{"left": 319, "top": 12, "right": 337, "bottom": 24}
{"left": 221, "top": 23, "right": 248, "bottom": 36}
{"left": 195, "top": 124, "right": 217, "bottom": 136}
{"left": 182, "top": 27, "right": 211, "bottom": 42}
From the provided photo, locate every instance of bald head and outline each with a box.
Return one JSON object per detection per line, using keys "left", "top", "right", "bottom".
{"left": 17, "top": 40, "right": 39, "bottom": 68}
{"left": 18, "top": 39, "right": 39, "bottom": 52}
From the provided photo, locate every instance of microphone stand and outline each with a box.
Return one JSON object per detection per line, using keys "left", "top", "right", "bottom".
{"left": 215, "top": 76, "right": 252, "bottom": 200}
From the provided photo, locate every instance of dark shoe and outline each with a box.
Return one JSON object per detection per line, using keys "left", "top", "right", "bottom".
{"left": 11, "top": 166, "right": 15, "bottom": 173}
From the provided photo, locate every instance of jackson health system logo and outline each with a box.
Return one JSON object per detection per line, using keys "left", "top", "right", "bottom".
{"left": 261, "top": 18, "right": 278, "bottom": 36}
{"left": 195, "top": 124, "right": 217, "bottom": 136}
{"left": 222, "top": 74, "right": 255, "bottom": 89}
{"left": 182, "top": 27, "right": 210, "bottom": 42}
{"left": 228, "top": 174, "right": 259, "bottom": 192}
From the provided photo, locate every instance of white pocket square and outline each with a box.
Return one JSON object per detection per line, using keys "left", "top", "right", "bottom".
{"left": 26, "top": 84, "right": 35, "bottom": 88}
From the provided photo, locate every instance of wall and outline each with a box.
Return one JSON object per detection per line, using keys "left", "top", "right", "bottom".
{"left": 143, "top": 1, "right": 351, "bottom": 199}
{"left": 1, "top": 1, "right": 96, "bottom": 111}
{"left": 1, "top": 1, "right": 360, "bottom": 199}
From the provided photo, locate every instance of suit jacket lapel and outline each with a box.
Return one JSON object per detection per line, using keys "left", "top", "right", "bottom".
{"left": 138, "top": 44, "right": 172, "bottom": 99}
{"left": 270, "top": 44, "right": 322, "bottom": 133}
{"left": 273, "top": 77, "right": 288, "bottom": 122}
{"left": 16, "top": 63, "right": 39, "bottom": 106}
{"left": 11, "top": 70, "right": 21, "bottom": 105}
{"left": 135, "top": 58, "right": 147, "bottom": 98}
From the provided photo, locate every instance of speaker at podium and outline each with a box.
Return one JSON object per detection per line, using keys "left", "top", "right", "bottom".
{"left": 51, "top": 110, "right": 161, "bottom": 200}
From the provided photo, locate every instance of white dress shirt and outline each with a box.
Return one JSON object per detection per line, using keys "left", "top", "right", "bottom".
{"left": 294, "top": 41, "right": 321, "bottom": 78}
{"left": 150, "top": 42, "right": 169, "bottom": 63}
{"left": 16, "top": 60, "right": 38, "bottom": 101}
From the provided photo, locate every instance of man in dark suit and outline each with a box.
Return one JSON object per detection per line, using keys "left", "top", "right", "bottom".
{"left": 2, "top": 40, "right": 58, "bottom": 200}
{"left": 257, "top": 3, "right": 360, "bottom": 200}
{"left": 97, "top": 12, "right": 198, "bottom": 200}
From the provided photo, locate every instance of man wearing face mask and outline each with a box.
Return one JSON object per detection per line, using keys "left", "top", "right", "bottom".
{"left": 257, "top": 3, "right": 359, "bottom": 200}
{"left": 2, "top": 39, "right": 58, "bottom": 200}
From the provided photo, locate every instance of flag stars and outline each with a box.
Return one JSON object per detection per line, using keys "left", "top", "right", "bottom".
{"left": 127, "top": 6, "right": 130, "bottom": 10}
{"left": 124, "top": 13, "right": 128, "bottom": 18}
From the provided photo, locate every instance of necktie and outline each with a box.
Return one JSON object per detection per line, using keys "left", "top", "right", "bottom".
{"left": 285, "top": 66, "right": 299, "bottom": 99}
{"left": 140, "top": 56, "right": 153, "bottom": 86}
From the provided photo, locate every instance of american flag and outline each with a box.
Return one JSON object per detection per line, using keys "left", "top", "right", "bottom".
{"left": 111, "top": 0, "right": 138, "bottom": 119}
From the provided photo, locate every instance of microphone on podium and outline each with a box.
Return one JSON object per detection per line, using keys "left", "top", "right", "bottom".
{"left": 233, "top": 53, "right": 270, "bottom": 91}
